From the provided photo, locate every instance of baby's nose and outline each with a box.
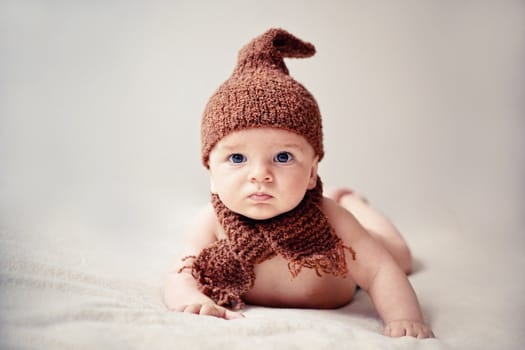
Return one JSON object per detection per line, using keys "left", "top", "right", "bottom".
{"left": 249, "top": 162, "right": 273, "bottom": 183}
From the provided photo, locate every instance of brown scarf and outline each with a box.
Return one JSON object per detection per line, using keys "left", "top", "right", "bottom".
{"left": 180, "top": 179, "right": 355, "bottom": 309}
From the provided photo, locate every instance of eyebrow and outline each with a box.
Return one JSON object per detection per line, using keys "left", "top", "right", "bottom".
{"left": 217, "top": 144, "right": 241, "bottom": 151}
{"left": 281, "top": 143, "right": 302, "bottom": 149}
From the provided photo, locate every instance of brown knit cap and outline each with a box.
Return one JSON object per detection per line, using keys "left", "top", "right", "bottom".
{"left": 201, "top": 28, "right": 324, "bottom": 167}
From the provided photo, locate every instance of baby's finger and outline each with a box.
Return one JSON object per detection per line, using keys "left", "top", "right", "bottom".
{"left": 416, "top": 327, "right": 435, "bottom": 339}
{"left": 224, "top": 309, "right": 245, "bottom": 320}
{"left": 169, "top": 305, "right": 186, "bottom": 312}
{"left": 409, "top": 323, "right": 434, "bottom": 339}
{"left": 199, "top": 303, "right": 225, "bottom": 318}
{"left": 182, "top": 304, "right": 203, "bottom": 315}
{"left": 405, "top": 325, "right": 418, "bottom": 338}
{"left": 199, "top": 303, "right": 244, "bottom": 320}
{"left": 386, "top": 325, "right": 406, "bottom": 337}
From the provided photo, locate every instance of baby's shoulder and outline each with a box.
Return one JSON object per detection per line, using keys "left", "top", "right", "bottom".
{"left": 321, "top": 196, "right": 348, "bottom": 221}
{"left": 321, "top": 197, "right": 363, "bottom": 241}
{"left": 187, "top": 203, "right": 223, "bottom": 241}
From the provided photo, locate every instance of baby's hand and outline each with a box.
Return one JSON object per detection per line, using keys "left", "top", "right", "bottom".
{"left": 174, "top": 303, "right": 244, "bottom": 320}
{"left": 384, "top": 320, "right": 434, "bottom": 338}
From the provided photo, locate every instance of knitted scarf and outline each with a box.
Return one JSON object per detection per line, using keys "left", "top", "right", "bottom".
{"left": 180, "top": 179, "right": 355, "bottom": 309}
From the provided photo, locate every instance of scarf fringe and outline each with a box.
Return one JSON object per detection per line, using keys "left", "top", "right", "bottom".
{"left": 287, "top": 244, "right": 356, "bottom": 278}
{"left": 199, "top": 285, "right": 245, "bottom": 310}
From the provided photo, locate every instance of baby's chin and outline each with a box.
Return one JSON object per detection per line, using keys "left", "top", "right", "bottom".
{"left": 236, "top": 210, "right": 281, "bottom": 221}
{"left": 233, "top": 206, "right": 298, "bottom": 221}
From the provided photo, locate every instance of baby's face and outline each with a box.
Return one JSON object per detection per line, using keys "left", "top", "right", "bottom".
{"left": 208, "top": 128, "right": 319, "bottom": 220}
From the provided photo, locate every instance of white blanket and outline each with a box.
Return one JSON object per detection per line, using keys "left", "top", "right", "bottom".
{"left": 1, "top": 200, "right": 523, "bottom": 350}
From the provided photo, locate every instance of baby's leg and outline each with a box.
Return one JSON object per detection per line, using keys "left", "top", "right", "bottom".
{"left": 326, "top": 189, "right": 413, "bottom": 274}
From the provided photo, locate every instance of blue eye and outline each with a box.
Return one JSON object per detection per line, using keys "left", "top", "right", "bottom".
{"left": 274, "top": 152, "right": 293, "bottom": 163}
{"left": 229, "top": 153, "right": 246, "bottom": 164}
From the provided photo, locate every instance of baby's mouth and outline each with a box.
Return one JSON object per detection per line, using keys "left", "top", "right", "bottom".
{"left": 248, "top": 193, "right": 273, "bottom": 202}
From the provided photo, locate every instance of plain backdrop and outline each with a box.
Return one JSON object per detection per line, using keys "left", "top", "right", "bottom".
{"left": 1, "top": 0, "right": 524, "bottom": 270}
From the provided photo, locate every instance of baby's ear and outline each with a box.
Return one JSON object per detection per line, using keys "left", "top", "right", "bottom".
{"left": 307, "top": 156, "right": 319, "bottom": 189}
{"left": 209, "top": 176, "right": 217, "bottom": 194}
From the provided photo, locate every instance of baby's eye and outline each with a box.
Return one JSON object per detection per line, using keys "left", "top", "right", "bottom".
{"left": 274, "top": 151, "right": 293, "bottom": 163}
{"left": 228, "top": 153, "right": 247, "bottom": 164}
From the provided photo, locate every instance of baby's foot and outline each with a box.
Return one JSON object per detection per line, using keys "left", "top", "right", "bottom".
{"left": 325, "top": 188, "right": 369, "bottom": 205}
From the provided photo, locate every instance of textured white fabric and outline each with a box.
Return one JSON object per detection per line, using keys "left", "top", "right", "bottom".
{"left": 1, "top": 201, "right": 524, "bottom": 350}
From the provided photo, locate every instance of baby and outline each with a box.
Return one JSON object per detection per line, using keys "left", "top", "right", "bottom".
{"left": 164, "top": 28, "right": 434, "bottom": 339}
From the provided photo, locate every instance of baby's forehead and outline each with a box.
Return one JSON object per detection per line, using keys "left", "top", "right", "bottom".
{"left": 216, "top": 127, "right": 312, "bottom": 148}
{"left": 210, "top": 127, "right": 316, "bottom": 156}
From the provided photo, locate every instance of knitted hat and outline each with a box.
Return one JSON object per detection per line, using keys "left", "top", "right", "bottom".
{"left": 201, "top": 28, "right": 324, "bottom": 167}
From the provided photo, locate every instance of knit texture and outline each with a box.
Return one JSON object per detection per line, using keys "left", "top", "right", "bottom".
{"left": 182, "top": 179, "right": 355, "bottom": 309}
{"left": 201, "top": 28, "right": 324, "bottom": 167}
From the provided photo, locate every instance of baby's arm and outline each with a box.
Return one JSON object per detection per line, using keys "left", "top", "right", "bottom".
{"left": 366, "top": 256, "right": 433, "bottom": 338}
{"left": 163, "top": 204, "right": 244, "bottom": 320}
{"left": 324, "top": 199, "right": 433, "bottom": 338}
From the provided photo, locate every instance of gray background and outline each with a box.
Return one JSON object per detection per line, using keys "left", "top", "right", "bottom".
{"left": 1, "top": 0, "right": 523, "bottom": 253}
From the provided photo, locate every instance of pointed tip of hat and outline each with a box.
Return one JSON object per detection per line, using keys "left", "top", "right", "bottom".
{"left": 235, "top": 28, "right": 316, "bottom": 75}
